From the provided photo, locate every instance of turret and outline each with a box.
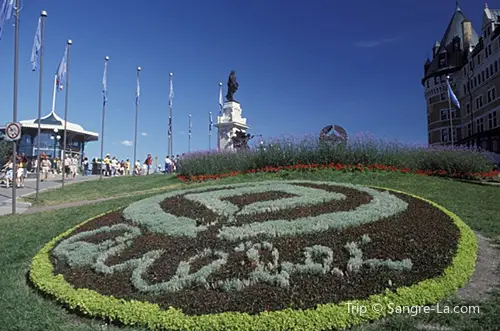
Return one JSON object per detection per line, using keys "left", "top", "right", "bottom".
{"left": 424, "top": 58, "right": 431, "bottom": 75}
{"left": 433, "top": 41, "right": 440, "bottom": 58}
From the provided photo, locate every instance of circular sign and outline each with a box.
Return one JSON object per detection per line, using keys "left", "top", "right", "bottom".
{"left": 5, "top": 122, "right": 21, "bottom": 141}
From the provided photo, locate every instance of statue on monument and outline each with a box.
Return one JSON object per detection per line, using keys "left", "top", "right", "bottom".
{"left": 226, "top": 70, "right": 239, "bottom": 102}
{"left": 231, "top": 129, "right": 253, "bottom": 150}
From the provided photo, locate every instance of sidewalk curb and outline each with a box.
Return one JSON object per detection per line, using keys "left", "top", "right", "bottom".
{"left": 0, "top": 199, "right": 32, "bottom": 208}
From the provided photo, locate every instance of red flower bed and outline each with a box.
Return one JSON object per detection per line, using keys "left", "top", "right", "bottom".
{"left": 177, "top": 163, "right": 500, "bottom": 183}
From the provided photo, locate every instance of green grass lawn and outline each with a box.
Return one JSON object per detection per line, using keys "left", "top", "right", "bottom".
{"left": 2, "top": 170, "right": 500, "bottom": 331}
{"left": 21, "top": 174, "right": 183, "bottom": 206}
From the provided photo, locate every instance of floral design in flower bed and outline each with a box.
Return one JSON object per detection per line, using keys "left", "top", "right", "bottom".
{"left": 30, "top": 180, "right": 477, "bottom": 330}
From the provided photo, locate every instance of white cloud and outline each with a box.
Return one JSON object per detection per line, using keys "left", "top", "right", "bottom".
{"left": 354, "top": 37, "right": 400, "bottom": 48}
{"left": 141, "top": 132, "right": 148, "bottom": 136}
{"left": 120, "top": 140, "right": 133, "bottom": 147}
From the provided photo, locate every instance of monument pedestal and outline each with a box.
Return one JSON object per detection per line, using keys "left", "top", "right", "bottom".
{"left": 214, "top": 101, "right": 250, "bottom": 151}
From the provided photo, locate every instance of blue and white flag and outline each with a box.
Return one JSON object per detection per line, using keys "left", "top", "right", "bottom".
{"left": 135, "top": 73, "right": 140, "bottom": 106}
{"left": 56, "top": 45, "right": 68, "bottom": 91}
{"left": 218, "top": 84, "right": 223, "bottom": 116}
{"left": 209, "top": 112, "right": 213, "bottom": 133}
{"left": 169, "top": 76, "right": 174, "bottom": 108}
{"left": 30, "top": 17, "right": 42, "bottom": 71}
{"left": 188, "top": 115, "right": 192, "bottom": 137}
{"left": 447, "top": 79, "right": 460, "bottom": 109}
{"left": 0, "top": 0, "right": 14, "bottom": 40}
{"left": 102, "top": 61, "right": 108, "bottom": 105}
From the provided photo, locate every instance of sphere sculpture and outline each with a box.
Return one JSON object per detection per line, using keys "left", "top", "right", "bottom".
{"left": 319, "top": 125, "right": 348, "bottom": 144}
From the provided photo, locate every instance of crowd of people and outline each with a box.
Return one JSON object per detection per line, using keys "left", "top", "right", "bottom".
{"left": 98, "top": 153, "right": 182, "bottom": 176}
{"left": 0, "top": 152, "right": 81, "bottom": 188}
{"left": 0, "top": 152, "right": 184, "bottom": 188}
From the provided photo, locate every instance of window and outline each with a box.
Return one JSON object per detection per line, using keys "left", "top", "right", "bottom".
{"left": 490, "top": 64, "right": 494, "bottom": 76}
{"left": 426, "top": 80, "right": 430, "bottom": 88}
{"left": 488, "top": 88, "right": 496, "bottom": 103}
{"left": 464, "top": 67, "right": 467, "bottom": 76}
{"left": 477, "top": 117, "right": 485, "bottom": 132}
{"left": 474, "top": 76, "right": 477, "bottom": 86}
{"left": 466, "top": 103, "right": 471, "bottom": 114}
{"left": 439, "top": 54, "right": 447, "bottom": 68}
{"left": 487, "top": 67, "right": 490, "bottom": 78}
{"left": 496, "top": 61, "right": 498, "bottom": 73}
{"left": 467, "top": 123, "right": 472, "bottom": 136}
{"left": 490, "top": 111, "right": 498, "bottom": 128}
{"left": 486, "top": 45, "right": 490, "bottom": 57}
{"left": 476, "top": 96, "right": 484, "bottom": 109}
{"left": 441, "top": 128, "right": 449, "bottom": 142}
{"left": 440, "top": 109, "right": 448, "bottom": 120}
{"left": 435, "top": 76, "right": 440, "bottom": 84}
{"left": 482, "top": 71, "right": 485, "bottom": 82}
{"left": 478, "top": 54, "right": 481, "bottom": 65}
{"left": 463, "top": 84, "right": 467, "bottom": 95}
{"left": 440, "top": 93, "right": 446, "bottom": 101}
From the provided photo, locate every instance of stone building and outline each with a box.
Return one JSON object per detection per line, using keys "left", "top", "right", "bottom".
{"left": 422, "top": 3, "right": 500, "bottom": 153}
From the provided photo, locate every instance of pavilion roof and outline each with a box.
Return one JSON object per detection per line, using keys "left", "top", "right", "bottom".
{"left": 2, "top": 111, "right": 99, "bottom": 141}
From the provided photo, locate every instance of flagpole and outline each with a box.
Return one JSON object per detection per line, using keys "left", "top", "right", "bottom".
{"left": 133, "top": 66, "right": 141, "bottom": 176}
{"left": 169, "top": 72, "right": 173, "bottom": 159}
{"left": 188, "top": 114, "right": 191, "bottom": 153}
{"left": 11, "top": 0, "right": 20, "bottom": 215}
{"left": 447, "top": 76, "right": 454, "bottom": 147}
{"left": 51, "top": 74, "right": 57, "bottom": 112}
{"left": 209, "top": 112, "right": 212, "bottom": 150}
{"left": 35, "top": 10, "right": 47, "bottom": 202}
{"left": 218, "top": 82, "right": 223, "bottom": 151}
{"left": 61, "top": 40, "right": 72, "bottom": 188}
{"left": 99, "top": 56, "right": 109, "bottom": 180}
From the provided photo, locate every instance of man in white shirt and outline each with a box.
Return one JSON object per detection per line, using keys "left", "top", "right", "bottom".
{"left": 164, "top": 156, "right": 172, "bottom": 174}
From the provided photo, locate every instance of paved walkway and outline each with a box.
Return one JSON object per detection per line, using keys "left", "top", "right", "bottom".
{"left": 0, "top": 174, "right": 99, "bottom": 216}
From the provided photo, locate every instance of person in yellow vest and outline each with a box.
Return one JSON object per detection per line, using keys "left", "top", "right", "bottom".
{"left": 103, "top": 154, "right": 111, "bottom": 176}
{"left": 125, "top": 159, "right": 131, "bottom": 175}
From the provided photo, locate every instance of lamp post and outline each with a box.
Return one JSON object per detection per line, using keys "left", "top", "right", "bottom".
{"left": 50, "top": 128, "right": 60, "bottom": 160}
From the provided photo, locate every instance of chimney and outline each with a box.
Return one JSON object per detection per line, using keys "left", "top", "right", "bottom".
{"left": 462, "top": 19, "right": 472, "bottom": 50}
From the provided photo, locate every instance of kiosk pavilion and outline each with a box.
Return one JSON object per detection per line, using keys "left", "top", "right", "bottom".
{"left": 1, "top": 110, "right": 98, "bottom": 160}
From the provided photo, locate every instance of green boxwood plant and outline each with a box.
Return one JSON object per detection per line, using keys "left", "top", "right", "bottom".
{"left": 29, "top": 186, "right": 477, "bottom": 331}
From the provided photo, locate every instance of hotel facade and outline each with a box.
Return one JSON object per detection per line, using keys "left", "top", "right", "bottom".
{"left": 422, "top": 3, "right": 500, "bottom": 153}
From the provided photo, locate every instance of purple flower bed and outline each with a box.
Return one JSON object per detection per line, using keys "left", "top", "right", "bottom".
{"left": 177, "top": 134, "right": 495, "bottom": 177}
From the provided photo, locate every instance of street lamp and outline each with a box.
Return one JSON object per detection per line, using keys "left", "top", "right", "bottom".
{"left": 50, "top": 128, "right": 61, "bottom": 159}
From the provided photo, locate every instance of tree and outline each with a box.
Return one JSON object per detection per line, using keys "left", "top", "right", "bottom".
{"left": 0, "top": 136, "right": 12, "bottom": 166}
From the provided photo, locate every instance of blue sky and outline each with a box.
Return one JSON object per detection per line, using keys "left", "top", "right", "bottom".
{"left": 0, "top": 0, "right": 485, "bottom": 161}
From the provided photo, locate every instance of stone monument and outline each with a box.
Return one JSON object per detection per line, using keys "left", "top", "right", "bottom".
{"left": 214, "top": 71, "right": 250, "bottom": 151}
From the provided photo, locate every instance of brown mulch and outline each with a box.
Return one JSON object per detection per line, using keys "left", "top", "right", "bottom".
{"left": 51, "top": 183, "right": 459, "bottom": 316}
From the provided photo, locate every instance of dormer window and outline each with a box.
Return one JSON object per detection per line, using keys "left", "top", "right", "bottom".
{"left": 438, "top": 53, "right": 447, "bottom": 68}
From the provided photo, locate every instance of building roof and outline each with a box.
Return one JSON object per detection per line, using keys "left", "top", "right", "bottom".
{"left": 2, "top": 111, "right": 99, "bottom": 141}
{"left": 438, "top": 5, "right": 479, "bottom": 51}
{"left": 423, "top": 5, "right": 479, "bottom": 81}
{"left": 484, "top": 3, "right": 500, "bottom": 24}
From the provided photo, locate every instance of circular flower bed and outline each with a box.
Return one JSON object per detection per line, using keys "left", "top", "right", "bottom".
{"left": 30, "top": 180, "right": 477, "bottom": 330}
